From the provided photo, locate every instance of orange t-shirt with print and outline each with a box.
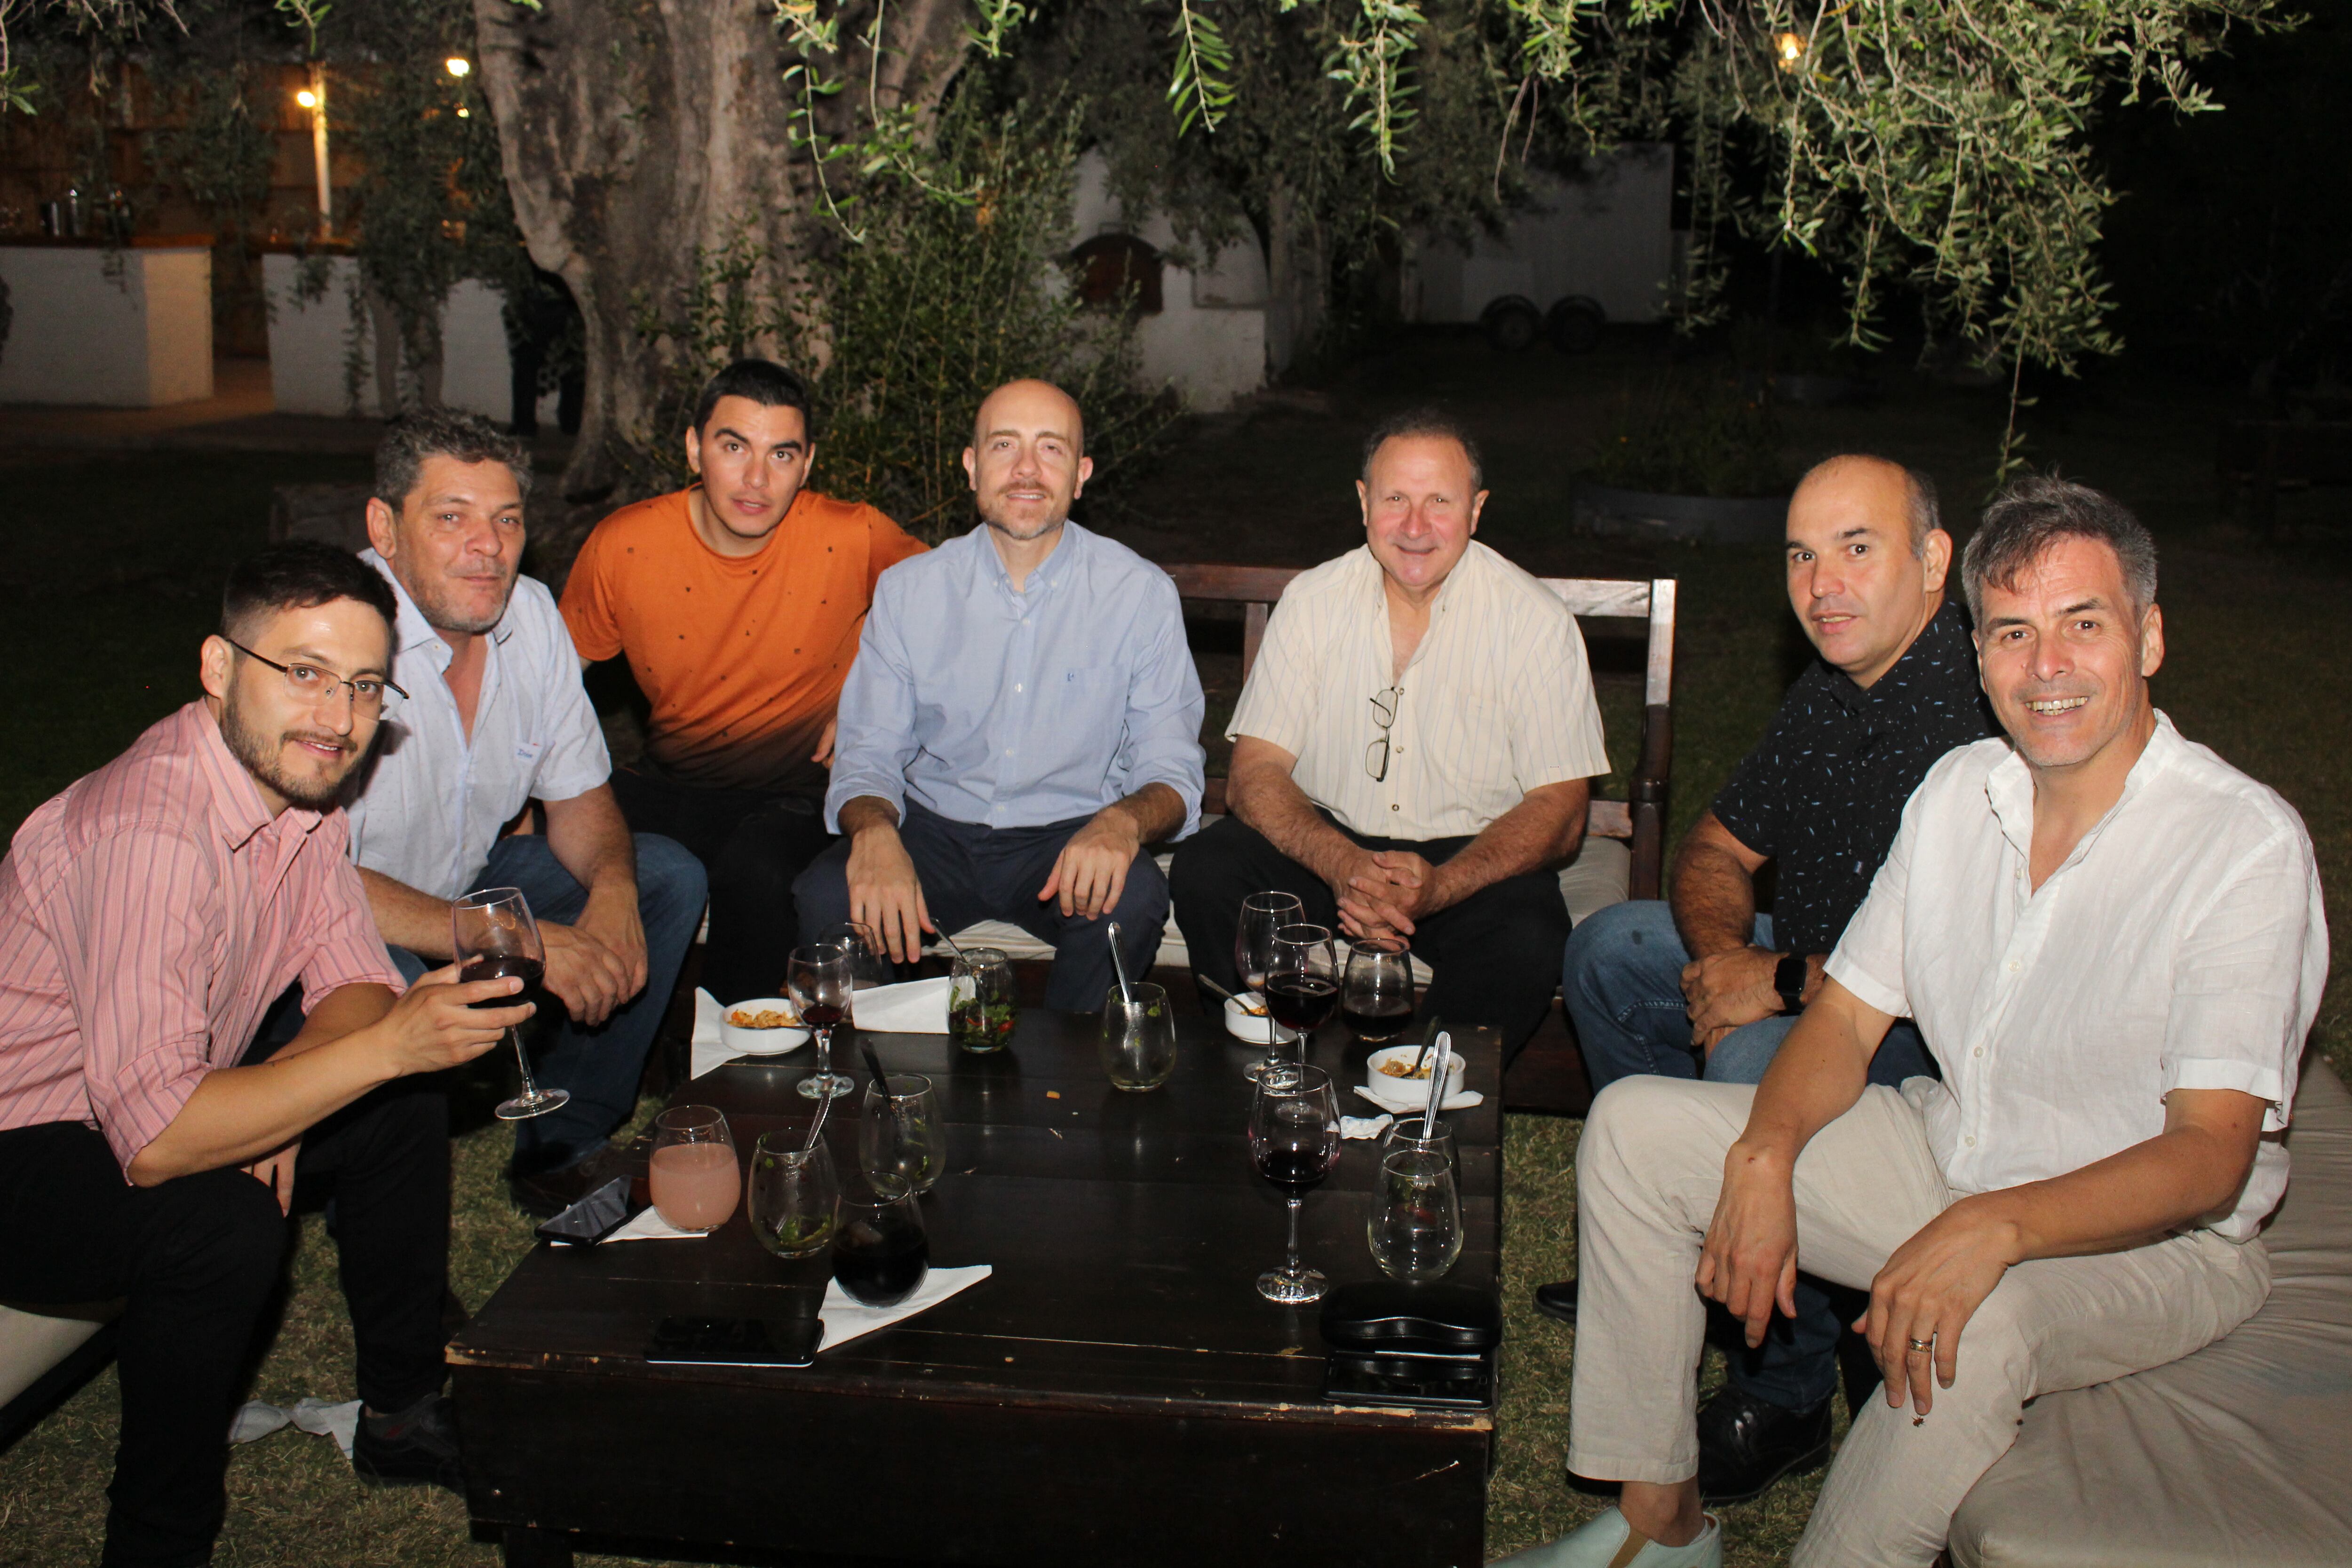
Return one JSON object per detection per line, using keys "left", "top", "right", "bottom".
{"left": 561, "top": 486, "right": 927, "bottom": 794}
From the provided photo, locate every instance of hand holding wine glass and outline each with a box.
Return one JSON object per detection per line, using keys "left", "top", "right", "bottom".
{"left": 451, "top": 887, "right": 567, "bottom": 1121}
{"left": 370, "top": 963, "right": 532, "bottom": 1076}
{"left": 1249, "top": 1063, "right": 1342, "bottom": 1304}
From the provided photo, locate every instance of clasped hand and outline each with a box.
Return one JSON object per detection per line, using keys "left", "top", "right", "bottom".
{"left": 539, "top": 890, "right": 647, "bottom": 1027}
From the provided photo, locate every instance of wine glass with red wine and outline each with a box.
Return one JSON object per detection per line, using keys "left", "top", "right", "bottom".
{"left": 1264, "top": 923, "right": 1340, "bottom": 1045}
{"left": 786, "top": 943, "right": 855, "bottom": 1101}
{"left": 1341, "top": 936, "right": 1415, "bottom": 1042}
{"left": 1248, "top": 1063, "right": 1341, "bottom": 1304}
{"left": 450, "top": 887, "right": 566, "bottom": 1122}
{"left": 1234, "top": 891, "right": 1304, "bottom": 1083}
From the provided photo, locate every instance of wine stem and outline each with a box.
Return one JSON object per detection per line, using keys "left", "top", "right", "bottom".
{"left": 509, "top": 1027, "right": 541, "bottom": 1100}
{"left": 1284, "top": 1195, "right": 1303, "bottom": 1278}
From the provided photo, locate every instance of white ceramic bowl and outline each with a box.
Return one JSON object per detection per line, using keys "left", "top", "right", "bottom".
{"left": 1223, "top": 992, "right": 1298, "bottom": 1045}
{"left": 1365, "top": 1043, "right": 1465, "bottom": 1100}
{"left": 720, "top": 997, "right": 810, "bottom": 1056}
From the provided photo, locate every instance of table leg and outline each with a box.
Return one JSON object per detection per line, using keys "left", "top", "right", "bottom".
{"left": 501, "top": 1524, "right": 575, "bottom": 1568}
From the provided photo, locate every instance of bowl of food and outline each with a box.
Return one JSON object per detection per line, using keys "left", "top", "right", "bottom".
{"left": 1223, "top": 992, "right": 1298, "bottom": 1046}
{"left": 1365, "top": 1043, "right": 1464, "bottom": 1100}
{"left": 721, "top": 998, "right": 810, "bottom": 1056}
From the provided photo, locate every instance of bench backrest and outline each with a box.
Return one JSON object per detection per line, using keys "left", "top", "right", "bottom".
{"left": 1163, "top": 563, "right": 1677, "bottom": 900}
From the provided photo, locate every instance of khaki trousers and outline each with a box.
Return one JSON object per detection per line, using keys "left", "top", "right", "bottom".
{"left": 1568, "top": 1077, "right": 2271, "bottom": 1567}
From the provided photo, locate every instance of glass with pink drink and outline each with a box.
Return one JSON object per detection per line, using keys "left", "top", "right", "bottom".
{"left": 648, "top": 1105, "right": 738, "bottom": 1233}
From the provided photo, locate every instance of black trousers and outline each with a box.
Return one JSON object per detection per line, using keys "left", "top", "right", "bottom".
{"left": 1169, "top": 812, "right": 1574, "bottom": 1063}
{"left": 610, "top": 763, "right": 835, "bottom": 1003}
{"left": 0, "top": 1081, "right": 451, "bottom": 1568}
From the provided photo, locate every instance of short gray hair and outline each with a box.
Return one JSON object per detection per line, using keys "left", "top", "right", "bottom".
{"left": 1962, "top": 474, "right": 2157, "bottom": 623}
{"left": 373, "top": 407, "right": 532, "bottom": 510}
{"left": 1361, "top": 407, "right": 1484, "bottom": 494}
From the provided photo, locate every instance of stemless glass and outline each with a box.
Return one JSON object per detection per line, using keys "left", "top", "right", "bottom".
{"left": 748, "top": 1131, "right": 839, "bottom": 1258}
{"left": 815, "top": 921, "right": 890, "bottom": 990}
{"left": 1342, "top": 936, "right": 1416, "bottom": 1043}
{"left": 451, "top": 887, "right": 566, "bottom": 1122}
{"left": 1099, "top": 982, "right": 1178, "bottom": 1091}
{"left": 1367, "top": 1127, "right": 1463, "bottom": 1282}
{"left": 1249, "top": 1064, "right": 1341, "bottom": 1304}
{"left": 786, "top": 944, "right": 855, "bottom": 1101}
{"left": 648, "top": 1105, "right": 738, "bottom": 1234}
{"left": 949, "top": 947, "right": 1017, "bottom": 1053}
{"left": 859, "top": 1072, "right": 941, "bottom": 1196}
{"left": 832, "top": 1190, "right": 931, "bottom": 1308}
{"left": 1263, "top": 923, "right": 1340, "bottom": 1051}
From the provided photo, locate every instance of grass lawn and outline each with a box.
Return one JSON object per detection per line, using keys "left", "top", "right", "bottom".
{"left": 0, "top": 340, "right": 2344, "bottom": 1565}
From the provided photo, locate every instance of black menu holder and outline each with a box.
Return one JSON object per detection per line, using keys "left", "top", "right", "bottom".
{"left": 1318, "top": 1280, "right": 1501, "bottom": 1409}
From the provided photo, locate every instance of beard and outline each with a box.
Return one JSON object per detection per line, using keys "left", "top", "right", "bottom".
{"left": 219, "top": 690, "right": 360, "bottom": 811}
{"left": 405, "top": 566, "right": 516, "bottom": 636}
{"left": 977, "top": 488, "right": 1070, "bottom": 542}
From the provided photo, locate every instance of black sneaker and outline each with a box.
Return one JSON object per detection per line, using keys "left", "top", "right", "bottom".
{"left": 1532, "top": 1277, "right": 1579, "bottom": 1324}
{"left": 1694, "top": 1384, "right": 1833, "bottom": 1505}
{"left": 351, "top": 1393, "right": 464, "bottom": 1493}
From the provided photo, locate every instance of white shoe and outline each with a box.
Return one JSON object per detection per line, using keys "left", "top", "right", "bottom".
{"left": 1491, "top": 1508, "right": 1724, "bottom": 1568}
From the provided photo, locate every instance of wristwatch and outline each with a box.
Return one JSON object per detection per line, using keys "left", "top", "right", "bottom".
{"left": 1773, "top": 954, "right": 1808, "bottom": 1014}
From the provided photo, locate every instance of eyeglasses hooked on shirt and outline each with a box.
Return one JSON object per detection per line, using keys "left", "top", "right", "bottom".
{"left": 1365, "top": 684, "right": 1403, "bottom": 782}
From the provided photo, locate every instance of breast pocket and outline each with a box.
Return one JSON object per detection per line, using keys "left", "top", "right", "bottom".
{"left": 1049, "top": 666, "right": 1127, "bottom": 750}
{"left": 512, "top": 738, "right": 546, "bottom": 771}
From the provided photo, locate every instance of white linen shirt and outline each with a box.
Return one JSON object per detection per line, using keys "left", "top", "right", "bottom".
{"left": 1227, "top": 542, "right": 1608, "bottom": 841}
{"left": 342, "top": 552, "right": 612, "bottom": 899}
{"left": 1827, "top": 713, "right": 2327, "bottom": 1240}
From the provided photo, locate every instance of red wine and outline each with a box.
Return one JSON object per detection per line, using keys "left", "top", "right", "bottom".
{"left": 832, "top": 1226, "right": 930, "bottom": 1306}
{"left": 1342, "top": 1004, "right": 1415, "bottom": 1042}
{"left": 1255, "top": 1143, "right": 1335, "bottom": 1199}
{"left": 460, "top": 955, "right": 543, "bottom": 1011}
{"left": 1264, "top": 975, "right": 1338, "bottom": 1033}
{"left": 799, "top": 1002, "right": 846, "bottom": 1030}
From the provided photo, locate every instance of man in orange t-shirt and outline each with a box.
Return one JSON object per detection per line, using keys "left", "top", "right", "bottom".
{"left": 562, "top": 359, "right": 926, "bottom": 999}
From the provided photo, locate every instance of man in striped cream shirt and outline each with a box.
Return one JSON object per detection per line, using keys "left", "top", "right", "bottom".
{"left": 1171, "top": 409, "right": 1609, "bottom": 1057}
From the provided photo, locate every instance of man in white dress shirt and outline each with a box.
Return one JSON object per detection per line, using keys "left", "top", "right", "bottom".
{"left": 1500, "top": 475, "right": 2327, "bottom": 1568}
{"left": 340, "top": 412, "right": 707, "bottom": 1217}
{"left": 1169, "top": 409, "right": 1609, "bottom": 1058}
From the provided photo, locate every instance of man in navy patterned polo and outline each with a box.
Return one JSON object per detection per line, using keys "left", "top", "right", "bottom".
{"left": 1545, "top": 454, "right": 1998, "bottom": 1501}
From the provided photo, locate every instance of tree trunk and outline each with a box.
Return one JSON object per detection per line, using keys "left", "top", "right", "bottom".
{"left": 469, "top": 0, "right": 967, "bottom": 580}
{"left": 1263, "top": 178, "right": 1326, "bottom": 378}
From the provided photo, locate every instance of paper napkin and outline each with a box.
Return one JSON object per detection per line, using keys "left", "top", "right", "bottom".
{"left": 850, "top": 976, "right": 952, "bottom": 1034}
{"left": 817, "top": 1263, "right": 991, "bottom": 1352}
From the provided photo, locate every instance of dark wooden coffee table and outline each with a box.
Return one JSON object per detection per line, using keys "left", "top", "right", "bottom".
{"left": 451, "top": 1012, "right": 1502, "bottom": 1567}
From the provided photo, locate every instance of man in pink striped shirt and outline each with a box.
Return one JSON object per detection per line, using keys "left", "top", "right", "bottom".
{"left": 0, "top": 543, "right": 533, "bottom": 1567}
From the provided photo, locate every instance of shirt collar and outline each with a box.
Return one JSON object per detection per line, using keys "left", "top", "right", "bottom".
{"left": 1986, "top": 708, "right": 2179, "bottom": 861}
{"left": 185, "top": 702, "right": 322, "bottom": 850}
{"left": 972, "top": 517, "right": 1087, "bottom": 596}
{"left": 361, "top": 548, "right": 516, "bottom": 669}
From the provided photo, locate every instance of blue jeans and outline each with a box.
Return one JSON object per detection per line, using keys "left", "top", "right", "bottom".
{"left": 386, "top": 833, "right": 706, "bottom": 1174}
{"left": 1561, "top": 898, "right": 1937, "bottom": 1410}
{"left": 793, "top": 801, "right": 1168, "bottom": 1014}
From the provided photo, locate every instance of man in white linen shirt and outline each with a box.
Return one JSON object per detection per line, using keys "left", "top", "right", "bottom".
{"left": 1498, "top": 475, "right": 2327, "bottom": 1568}
{"left": 340, "top": 411, "right": 707, "bottom": 1217}
{"left": 1169, "top": 408, "right": 1609, "bottom": 1059}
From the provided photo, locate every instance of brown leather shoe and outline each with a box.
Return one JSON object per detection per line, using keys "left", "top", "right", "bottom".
{"left": 507, "top": 1144, "right": 637, "bottom": 1220}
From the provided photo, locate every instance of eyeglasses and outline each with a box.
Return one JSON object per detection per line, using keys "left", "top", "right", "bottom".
{"left": 225, "top": 638, "right": 408, "bottom": 715}
{"left": 1365, "top": 684, "right": 1403, "bottom": 782}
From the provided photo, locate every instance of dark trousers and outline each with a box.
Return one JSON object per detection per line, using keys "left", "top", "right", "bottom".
{"left": 610, "top": 764, "right": 832, "bottom": 1005}
{"left": 792, "top": 800, "right": 1168, "bottom": 1013}
{"left": 1169, "top": 812, "right": 1573, "bottom": 1062}
{"left": 0, "top": 1084, "right": 450, "bottom": 1567}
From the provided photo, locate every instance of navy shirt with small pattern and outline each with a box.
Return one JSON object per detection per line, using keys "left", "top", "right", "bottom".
{"left": 1710, "top": 596, "right": 1999, "bottom": 957}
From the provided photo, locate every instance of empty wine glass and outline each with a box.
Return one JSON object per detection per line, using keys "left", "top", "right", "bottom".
{"left": 451, "top": 887, "right": 565, "bottom": 1122}
{"left": 815, "top": 921, "right": 890, "bottom": 990}
{"left": 859, "top": 1072, "right": 941, "bottom": 1197}
{"left": 832, "top": 1188, "right": 930, "bottom": 1307}
{"left": 1249, "top": 1063, "right": 1341, "bottom": 1304}
{"left": 1342, "top": 936, "right": 1415, "bottom": 1043}
{"left": 1234, "top": 891, "right": 1304, "bottom": 1083}
{"left": 786, "top": 944, "right": 855, "bottom": 1100}
{"left": 1367, "top": 1127, "right": 1462, "bottom": 1282}
{"left": 749, "top": 1131, "right": 839, "bottom": 1258}
{"left": 649, "top": 1105, "right": 738, "bottom": 1234}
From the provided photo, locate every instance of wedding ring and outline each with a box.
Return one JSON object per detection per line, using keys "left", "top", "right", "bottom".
{"left": 1907, "top": 1335, "right": 1935, "bottom": 1353}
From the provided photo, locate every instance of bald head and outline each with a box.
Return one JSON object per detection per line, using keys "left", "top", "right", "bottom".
{"left": 963, "top": 379, "right": 1093, "bottom": 543}
{"left": 1784, "top": 452, "right": 1953, "bottom": 687}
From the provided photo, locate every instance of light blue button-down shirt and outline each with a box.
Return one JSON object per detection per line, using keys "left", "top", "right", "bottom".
{"left": 825, "top": 521, "right": 1205, "bottom": 836}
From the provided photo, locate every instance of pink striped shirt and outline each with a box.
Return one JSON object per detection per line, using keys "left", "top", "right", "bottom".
{"left": 0, "top": 702, "right": 403, "bottom": 1174}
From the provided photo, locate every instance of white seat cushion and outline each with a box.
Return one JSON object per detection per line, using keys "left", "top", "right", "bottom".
{"left": 0, "top": 1299, "right": 121, "bottom": 1409}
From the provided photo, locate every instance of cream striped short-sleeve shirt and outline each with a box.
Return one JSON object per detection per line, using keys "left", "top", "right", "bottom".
{"left": 1228, "top": 542, "right": 1607, "bottom": 841}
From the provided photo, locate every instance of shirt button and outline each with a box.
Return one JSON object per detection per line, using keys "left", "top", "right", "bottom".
{"left": 1015, "top": 683, "right": 1024, "bottom": 693}
{"left": 1973, "top": 1046, "right": 1984, "bottom": 1058}
{"left": 2006, "top": 960, "right": 2022, "bottom": 972}
{"left": 1964, "top": 1135, "right": 1978, "bottom": 1147}
{"left": 1391, "top": 804, "right": 1400, "bottom": 812}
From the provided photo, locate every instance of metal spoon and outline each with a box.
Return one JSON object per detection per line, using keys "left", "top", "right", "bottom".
{"left": 1409, "top": 1013, "right": 1446, "bottom": 1078}
{"left": 800, "top": 1092, "right": 832, "bottom": 1154}
{"left": 1107, "top": 921, "right": 1135, "bottom": 1007}
{"left": 1419, "top": 1032, "right": 1452, "bottom": 1138}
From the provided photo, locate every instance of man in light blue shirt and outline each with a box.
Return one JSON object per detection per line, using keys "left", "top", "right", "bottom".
{"left": 799, "top": 379, "right": 1204, "bottom": 1010}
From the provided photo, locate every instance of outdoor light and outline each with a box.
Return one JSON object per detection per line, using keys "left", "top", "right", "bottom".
{"left": 295, "top": 87, "right": 318, "bottom": 108}
{"left": 446, "top": 56, "right": 471, "bottom": 77}
{"left": 1774, "top": 30, "right": 1807, "bottom": 71}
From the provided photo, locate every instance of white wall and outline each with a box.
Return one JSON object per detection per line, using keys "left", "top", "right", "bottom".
{"left": 1070, "top": 152, "right": 1269, "bottom": 412}
{"left": 1407, "top": 144, "right": 1677, "bottom": 326}
{"left": 0, "top": 246, "right": 214, "bottom": 406}
{"left": 262, "top": 254, "right": 553, "bottom": 424}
